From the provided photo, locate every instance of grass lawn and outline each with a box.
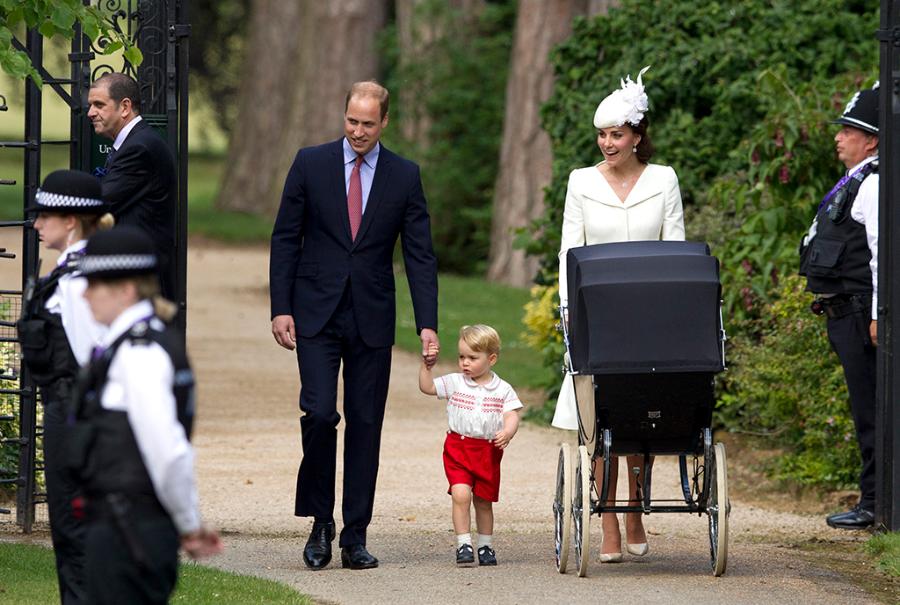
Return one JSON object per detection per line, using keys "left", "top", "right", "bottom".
{"left": 394, "top": 272, "right": 549, "bottom": 395}
{"left": 866, "top": 532, "right": 900, "bottom": 577}
{"left": 0, "top": 541, "right": 311, "bottom": 604}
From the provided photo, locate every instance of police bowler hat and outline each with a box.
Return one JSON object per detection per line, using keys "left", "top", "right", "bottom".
{"left": 81, "top": 226, "right": 158, "bottom": 280}
{"left": 26, "top": 169, "right": 109, "bottom": 214}
{"left": 833, "top": 84, "right": 879, "bottom": 135}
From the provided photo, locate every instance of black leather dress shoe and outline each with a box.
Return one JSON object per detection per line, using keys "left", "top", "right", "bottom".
{"left": 303, "top": 522, "right": 335, "bottom": 570}
{"left": 341, "top": 544, "right": 379, "bottom": 569}
{"left": 826, "top": 505, "right": 875, "bottom": 530}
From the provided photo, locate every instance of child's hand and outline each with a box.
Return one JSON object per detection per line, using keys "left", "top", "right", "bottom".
{"left": 493, "top": 429, "right": 514, "bottom": 450}
{"left": 423, "top": 342, "right": 440, "bottom": 369}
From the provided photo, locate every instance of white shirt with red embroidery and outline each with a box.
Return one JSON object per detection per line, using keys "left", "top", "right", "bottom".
{"left": 433, "top": 372, "right": 523, "bottom": 440}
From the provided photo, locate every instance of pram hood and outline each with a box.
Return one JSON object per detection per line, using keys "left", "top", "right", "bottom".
{"left": 566, "top": 240, "right": 724, "bottom": 374}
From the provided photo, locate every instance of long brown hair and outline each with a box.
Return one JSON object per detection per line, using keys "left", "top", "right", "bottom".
{"left": 630, "top": 117, "right": 655, "bottom": 164}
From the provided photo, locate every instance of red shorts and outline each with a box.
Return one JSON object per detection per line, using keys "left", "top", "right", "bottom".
{"left": 443, "top": 431, "right": 504, "bottom": 502}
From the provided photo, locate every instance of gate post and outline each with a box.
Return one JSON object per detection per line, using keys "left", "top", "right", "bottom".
{"left": 876, "top": 0, "right": 900, "bottom": 532}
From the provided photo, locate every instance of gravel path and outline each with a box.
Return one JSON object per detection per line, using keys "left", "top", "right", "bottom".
{"left": 185, "top": 242, "right": 889, "bottom": 605}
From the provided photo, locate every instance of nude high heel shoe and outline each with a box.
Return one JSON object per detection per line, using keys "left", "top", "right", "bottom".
{"left": 625, "top": 542, "right": 648, "bottom": 556}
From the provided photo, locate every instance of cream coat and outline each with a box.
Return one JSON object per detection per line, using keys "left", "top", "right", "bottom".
{"left": 553, "top": 162, "right": 685, "bottom": 429}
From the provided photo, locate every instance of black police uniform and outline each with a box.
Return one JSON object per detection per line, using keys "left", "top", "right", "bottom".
{"left": 17, "top": 170, "right": 108, "bottom": 604}
{"left": 70, "top": 313, "right": 194, "bottom": 604}
{"left": 66, "top": 226, "right": 199, "bottom": 604}
{"left": 800, "top": 84, "right": 880, "bottom": 525}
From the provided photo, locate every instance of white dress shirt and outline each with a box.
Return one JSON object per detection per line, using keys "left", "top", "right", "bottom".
{"left": 99, "top": 300, "right": 200, "bottom": 534}
{"left": 112, "top": 115, "right": 142, "bottom": 151}
{"left": 847, "top": 156, "right": 879, "bottom": 319}
{"left": 43, "top": 240, "right": 107, "bottom": 366}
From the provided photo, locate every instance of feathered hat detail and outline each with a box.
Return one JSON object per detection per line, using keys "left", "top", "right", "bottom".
{"left": 593, "top": 65, "right": 651, "bottom": 129}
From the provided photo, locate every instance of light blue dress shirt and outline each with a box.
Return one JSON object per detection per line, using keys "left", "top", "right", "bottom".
{"left": 343, "top": 137, "right": 379, "bottom": 214}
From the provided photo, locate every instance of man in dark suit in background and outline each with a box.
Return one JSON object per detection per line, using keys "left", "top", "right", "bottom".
{"left": 88, "top": 73, "right": 177, "bottom": 300}
{"left": 270, "top": 81, "right": 439, "bottom": 570}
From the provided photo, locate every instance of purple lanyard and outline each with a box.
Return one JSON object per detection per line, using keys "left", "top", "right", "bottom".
{"left": 818, "top": 164, "right": 868, "bottom": 210}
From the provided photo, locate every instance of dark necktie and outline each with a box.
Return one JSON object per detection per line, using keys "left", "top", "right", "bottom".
{"left": 104, "top": 147, "right": 117, "bottom": 169}
{"left": 348, "top": 155, "right": 363, "bottom": 241}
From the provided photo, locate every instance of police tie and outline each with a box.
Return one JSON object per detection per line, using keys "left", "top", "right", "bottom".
{"left": 347, "top": 155, "right": 363, "bottom": 241}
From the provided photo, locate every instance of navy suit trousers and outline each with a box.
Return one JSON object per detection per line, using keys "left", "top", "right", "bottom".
{"left": 294, "top": 285, "right": 392, "bottom": 547}
{"left": 826, "top": 311, "right": 877, "bottom": 510}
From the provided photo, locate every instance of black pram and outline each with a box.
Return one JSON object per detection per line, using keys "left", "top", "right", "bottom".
{"left": 553, "top": 240, "right": 730, "bottom": 578}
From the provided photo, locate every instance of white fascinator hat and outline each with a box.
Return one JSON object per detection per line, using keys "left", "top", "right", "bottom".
{"left": 593, "top": 65, "right": 651, "bottom": 129}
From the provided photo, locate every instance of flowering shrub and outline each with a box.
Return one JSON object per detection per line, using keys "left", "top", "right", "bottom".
{"left": 718, "top": 276, "right": 860, "bottom": 489}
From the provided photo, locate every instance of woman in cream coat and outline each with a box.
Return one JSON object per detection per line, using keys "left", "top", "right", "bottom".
{"left": 554, "top": 67, "right": 684, "bottom": 563}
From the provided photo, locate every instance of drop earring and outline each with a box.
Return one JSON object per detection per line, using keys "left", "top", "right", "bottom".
{"left": 632, "top": 145, "right": 637, "bottom": 153}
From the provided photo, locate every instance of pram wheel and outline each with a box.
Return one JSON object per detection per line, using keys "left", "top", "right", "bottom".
{"left": 707, "top": 442, "right": 729, "bottom": 576}
{"left": 554, "top": 443, "right": 573, "bottom": 573}
{"left": 573, "top": 444, "right": 592, "bottom": 577}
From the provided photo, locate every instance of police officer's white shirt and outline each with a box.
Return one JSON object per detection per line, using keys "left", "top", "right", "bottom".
{"left": 99, "top": 299, "right": 200, "bottom": 534}
{"left": 43, "top": 240, "right": 107, "bottom": 366}
{"left": 848, "top": 156, "right": 879, "bottom": 319}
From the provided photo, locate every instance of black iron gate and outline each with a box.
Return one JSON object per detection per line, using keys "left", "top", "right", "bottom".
{"left": 0, "top": 0, "right": 188, "bottom": 532}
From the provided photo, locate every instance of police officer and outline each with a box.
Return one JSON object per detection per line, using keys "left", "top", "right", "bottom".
{"left": 18, "top": 170, "right": 111, "bottom": 604}
{"left": 70, "top": 226, "right": 221, "bottom": 603}
{"left": 800, "top": 82, "right": 880, "bottom": 529}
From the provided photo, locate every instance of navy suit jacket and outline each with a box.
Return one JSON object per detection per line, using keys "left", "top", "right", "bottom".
{"left": 269, "top": 139, "right": 438, "bottom": 348}
{"left": 101, "top": 119, "right": 177, "bottom": 299}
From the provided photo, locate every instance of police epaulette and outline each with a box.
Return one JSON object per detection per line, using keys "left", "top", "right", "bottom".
{"left": 126, "top": 320, "right": 154, "bottom": 345}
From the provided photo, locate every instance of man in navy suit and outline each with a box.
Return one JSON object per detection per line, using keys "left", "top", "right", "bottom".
{"left": 270, "top": 81, "right": 439, "bottom": 570}
{"left": 88, "top": 73, "right": 177, "bottom": 300}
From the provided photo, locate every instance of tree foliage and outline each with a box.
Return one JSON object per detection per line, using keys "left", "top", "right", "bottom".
{"left": 0, "top": 0, "right": 139, "bottom": 84}
{"left": 188, "top": 0, "right": 251, "bottom": 135}
{"left": 381, "top": 0, "right": 516, "bottom": 274}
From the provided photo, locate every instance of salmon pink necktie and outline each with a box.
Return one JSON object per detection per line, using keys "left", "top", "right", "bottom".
{"left": 348, "top": 155, "right": 363, "bottom": 240}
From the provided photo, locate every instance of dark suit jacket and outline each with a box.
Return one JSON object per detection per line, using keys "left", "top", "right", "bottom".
{"left": 270, "top": 139, "right": 438, "bottom": 348}
{"left": 101, "top": 119, "right": 177, "bottom": 299}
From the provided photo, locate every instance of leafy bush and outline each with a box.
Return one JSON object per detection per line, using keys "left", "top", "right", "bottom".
{"left": 380, "top": 0, "right": 515, "bottom": 275}
{"left": 718, "top": 276, "right": 859, "bottom": 489}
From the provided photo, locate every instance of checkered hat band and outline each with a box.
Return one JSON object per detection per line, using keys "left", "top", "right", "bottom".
{"left": 840, "top": 116, "right": 877, "bottom": 133}
{"left": 35, "top": 189, "right": 105, "bottom": 209}
{"left": 80, "top": 254, "right": 157, "bottom": 274}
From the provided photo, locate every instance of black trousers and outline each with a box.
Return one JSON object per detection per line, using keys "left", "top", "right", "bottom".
{"left": 42, "top": 395, "right": 87, "bottom": 605}
{"left": 294, "top": 286, "right": 392, "bottom": 547}
{"left": 85, "top": 512, "right": 178, "bottom": 604}
{"left": 826, "top": 311, "right": 877, "bottom": 510}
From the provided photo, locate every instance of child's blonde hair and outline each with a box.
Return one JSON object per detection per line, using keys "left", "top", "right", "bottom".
{"left": 459, "top": 324, "right": 501, "bottom": 356}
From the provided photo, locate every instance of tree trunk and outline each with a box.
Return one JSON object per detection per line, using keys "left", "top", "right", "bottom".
{"left": 217, "top": 0, "right": 388, "bottom": 214}
{"left": 486, "top": 0, "right": 616, "bottom": 287}
{"left": 395, "top": 0, "right": 484, "bottom": 149}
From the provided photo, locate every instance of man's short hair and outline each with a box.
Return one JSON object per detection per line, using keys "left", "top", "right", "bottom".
{"left": 345, "top": 80, "right": 389, "bottom": 120}
{"left": 459, "top": 324, "right": 501, "bottom": 356}
{"left": 92, "top": 73, "right": 142, "bottom": 114}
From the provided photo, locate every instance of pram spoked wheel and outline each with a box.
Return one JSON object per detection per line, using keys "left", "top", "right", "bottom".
{"left": 553, "top": 443, "right": 573, "bottom": 573}
{"left": 707, "top": 442, "right": 729, "bottom": 576}
{"left": 573, "top": 444, "right": 592, "bottom": 577}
